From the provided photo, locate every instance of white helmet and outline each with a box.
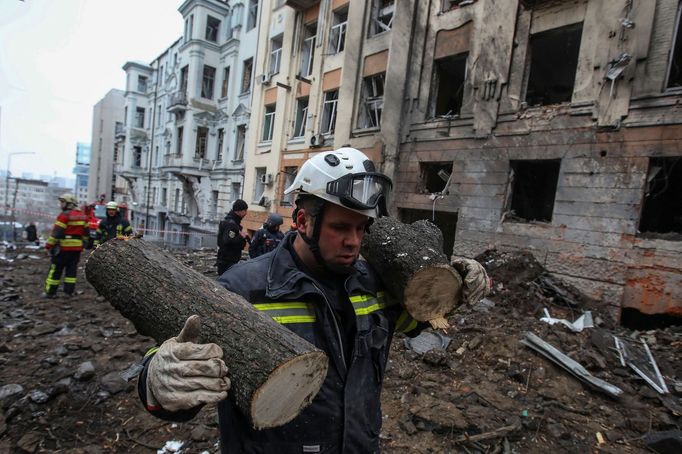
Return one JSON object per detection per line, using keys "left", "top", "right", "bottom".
{"left": 283, "top": 147, "right": 392, "bottom": 218}
{"left": 106, "top": 201, "right": 118, "bottom": 210}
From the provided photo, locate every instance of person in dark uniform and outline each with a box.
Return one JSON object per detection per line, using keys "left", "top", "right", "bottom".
{"left": 137, "top": 148, "right": 490, "bottom": 453}
{"left": 216, "top": 199, "right": 248, "bottom": 276}
{"left": 94, "top": 201, "right": 133, "bottom": 246}
{"left": 25, "top": 222, "right": 39, "bottom": 245}
{"left": 249, "top": 213, "right": 284, "bottom": 258}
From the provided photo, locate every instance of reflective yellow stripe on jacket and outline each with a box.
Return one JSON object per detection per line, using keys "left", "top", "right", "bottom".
{"left": 254, "top": 301, "right": 316, "bottom": 324}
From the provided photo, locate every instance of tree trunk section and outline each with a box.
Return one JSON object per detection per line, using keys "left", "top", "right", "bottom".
{"left": 85, "top": 238, "right": 328, "bottom": 430}
{"left": 361, "top": 218, "right": 462, "bottom": 322}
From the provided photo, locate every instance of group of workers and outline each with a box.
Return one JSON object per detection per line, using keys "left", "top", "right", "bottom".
{"left": 41, "top": 148, "right": 490, "bottom": 453}
{"left": 42, "top": 196, "right": 131, "bottom": 299}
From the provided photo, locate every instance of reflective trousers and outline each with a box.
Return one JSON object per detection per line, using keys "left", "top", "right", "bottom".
{"left": 45, "top": 250, "right": 81, "bottom": 296}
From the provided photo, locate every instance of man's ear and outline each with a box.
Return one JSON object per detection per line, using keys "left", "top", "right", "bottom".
{"left": 296, "top": 208, "right": 308, "bottom": 234}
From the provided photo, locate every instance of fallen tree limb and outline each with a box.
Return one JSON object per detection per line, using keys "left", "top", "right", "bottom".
{"left": 85, "top": 238, "right": 328, "bottom": 430}
{"left": 361, "top": 217, "right": 462, "bottom": 324}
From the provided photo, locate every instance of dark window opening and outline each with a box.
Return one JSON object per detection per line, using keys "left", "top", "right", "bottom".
{"left": 195, "top": 127, "right": 208, "bottom": 159}
{"left": 525, "top": 22, "right": 583, "bottom": 106}
{"left": 667, "top": 3, "right": 682, "bottom": 88}
{"left": 201, "top": 65, "right": 216, "bottom": 99}
{"left": 420, "top": 162, "right": 453, "bottom": 194}
{"left": 399, "top": 209, "right": 458, "bottom": 257}
{"left": 433, "top": 53, "right": 467, "bottom": 117}
{"left": 133, "top": 146, "right": 142, "bottom": 168}
{"left": 206, "top": 15, "right": 221, "bottom": 42}
{"left": 507, "top": 159, "right": 560, "bottom": 223}
{"left": 241, "top": 58, "right": 253, "bottom": 94}
{"left": 639, "top": 157, "right": 682, "bottom": 239}
{"left": 620, "top": 308, "right": 682, "bottom": 331}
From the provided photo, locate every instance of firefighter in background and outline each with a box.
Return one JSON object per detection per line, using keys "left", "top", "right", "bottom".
{"left": 249, "top": 213, "right": 285, "bottom": 258}
{"left": 94, "top": 201, "right": 133, "bottom": 246}
{"left": 44, "top": 193, "right": 89, "bottom": 299}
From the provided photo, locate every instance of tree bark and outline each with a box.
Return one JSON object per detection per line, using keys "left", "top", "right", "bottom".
{"left": 85, "top": 238, "right": 328, "bottom": 430}
{"left": 361, "top": 217, "right": 462, "bottom": 322}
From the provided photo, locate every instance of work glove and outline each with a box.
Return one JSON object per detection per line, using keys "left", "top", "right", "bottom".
{"left": 146, "top": 315, "right": 230, "bottom": 412}
{"left": 451, "top": 257, "right": 492, "bottom": 305}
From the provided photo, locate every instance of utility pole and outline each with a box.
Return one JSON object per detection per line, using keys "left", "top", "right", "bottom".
{"left": 145, "top": 61, "right": 160, "bottom": 237}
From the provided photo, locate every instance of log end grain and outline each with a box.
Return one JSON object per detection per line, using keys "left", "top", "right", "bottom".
{"left": 404, "top": 264, "right": 463, "bottom": 322}
{"left": 250, "top": 351, "right": 329, "bottom": 430}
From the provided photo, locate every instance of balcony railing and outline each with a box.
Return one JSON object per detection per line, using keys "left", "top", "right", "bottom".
{"left": 163, "top": 154, "right": 183, "bottom": 167}
{"left": 167, "top": 91, "right": 189, "bottom": 113}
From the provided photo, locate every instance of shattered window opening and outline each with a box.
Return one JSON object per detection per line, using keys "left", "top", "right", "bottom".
{"left": 262, "top": 104, "right": 276, "bottom": 142}
{"left": 358, "top": 73, "right": 385, "bottom": 129}
{"left": 201, "top": 65, "right": 216, "bottom": 100}
{"left": 176, "top": 126, "right": 183, "bottom": 155}
{"left": 293, "top": 97, "right": 309, "bottom": 138}
{"left": 667, "top": 3, "right": 682, "bottom": 89}
{"left": 506, "top": 159, "right": 561, "bottom": 223}
{"left": 133, "top": 146, "right": 142, "bottom": 168}
{"left": 195, "top": 127, "right": 208, "bottom": 159}
{"left": 638, "top": 156, "right": 682, "bottom": 238}
{"left": 269, "top": 35, "right": 283, "bottom": 75}
{"left": 321, "top": 90, "right": 339, "bottom": 134}
{"left": 241, "top": 58, "right": 253, "bottom": 94}
{"left": 433, "top": 52, "right": 468, "bottom": 117}
{"left": 368, "top": 0, "right": 394, "bottom": 37}
{"left": 206, "top": 15, "right": 221, "bottom": 43}
{"left": 420, "top": 162, "right": 453, "bottom": 194}
{"left": 328, "top": 9, "right": 348, "bottom": 54}
{"left": 235, "top": 125, "right": 246, "bottom": 161}
{"left": 135, "top": 107, "right": 145, "bottom": 128}
{"left": 525, "top": 22, "right": 583, "bottom": 106}
{"left": 299, "top": 24, "right": 317, "bottom": 77}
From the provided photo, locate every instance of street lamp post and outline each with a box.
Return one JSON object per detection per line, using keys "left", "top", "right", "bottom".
{"left": 4, "top": 152, "right": 35, "bottom": 241}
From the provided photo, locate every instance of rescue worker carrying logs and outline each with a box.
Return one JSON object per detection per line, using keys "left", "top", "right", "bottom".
{"left": 94, "top": 201, "right": 133, "bottom": 247}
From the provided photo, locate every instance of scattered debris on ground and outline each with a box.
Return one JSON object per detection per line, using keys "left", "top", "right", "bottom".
{"left": 0, "top": 245, "right": 680, "bottom": 452}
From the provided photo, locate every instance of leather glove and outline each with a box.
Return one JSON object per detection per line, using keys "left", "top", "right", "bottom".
{"left": 451, "top": 257, "right": 492, "bottom": 305}
{"left": 146, "top": 315, "right": 230, "bottom": 412}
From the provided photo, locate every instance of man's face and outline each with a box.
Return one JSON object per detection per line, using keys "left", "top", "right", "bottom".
{"left": 107, "top": 209, "right": 117, "bottom": 217}
{"left": 303, "top": 203, "right": 370, "bottom": 267}
{"left": 235, "top": 209, "right": 247, "bottom": 218}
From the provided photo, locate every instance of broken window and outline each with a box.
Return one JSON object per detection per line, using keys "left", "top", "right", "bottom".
{"left": 525, "top": 22, "right": 583, "bottom": 106}
{"left": 328, "top": 9, "right": 348, "bottom": 54}
{"left": 176, "top": 126, "right": 183, "bottom": 155}
{"left": 269, "top": 35, "right": 283, "bottom": 75}
{"left": 639, "top": 157, "right": 682, "bottom": 237}
{"left": 254, "top": 167, "right": 267, "bottom": 202}
{"left": 231, "top": 182, "right": 241, "bottom": 203}
{"left": 161, "top": 188, "right": 167, "bottom": 206}
{"left": 201, "top": 65, "right": 216, "bottom": 99}
{"left": 299, "top": 24, "right": 316, "bottom": 76}
{"left": 241, "top": 58, "right": 253, "bottom": 93}
{"left": 216, "top": 128, "right": 224, "bottom": 161}
{"left": 420, "top": 162, "right": 453, "bottom": 194}
{"left": 432, "top": 53, "right": 467, "bottom": 117}
{"left": 137, "top": 75, "right": 148, "bottom": 93}
{"left": 368, "top": 0, "right": 394, "bottom": 37}
{"left": 667, "top": 3, "right": 682, "bottom": 88}
{"left": 195, "top": 127, "right": 208, "bottom": 159}
{"left": 235, "top": 125, "right": 246, "bottom": 161}
{"left": 221, "top": 67, "right": 230, "bottom": 98}
{"left": 135, "top": 107, "right": 145, "bottom": 128}
{"left": 506, "top": 159, "right": 561, "bottom": 223}
{"left": 321, "top": 90, "right": 339, "bottom": 134}
{"left": 247, "top": 0, "right": 258, "bottom": 30}
{"left": 133, "top": 146, "right": 142, "bottom": 168}
{"left": 358, "top": 73, "right": 385, "bottom": 129}
{"left": 262, "top": 104, "right": 276, "bottom": 142}
{"left": 399, "top": 208, "right": 458, "bottom": 256}
{"left": 174, "top": 188, "right": 180, "bottom": 212}
{"left": 293, "top": 97, "right": 308, "bottom": 138}
{"left": 206, "top": 15, "right": 221, "bottom": 42}
{"left": 281, "top": 166, "right": 298, "bottom": 206}
{"left": 180, "top": 65, "right": 189, "bottom": 94}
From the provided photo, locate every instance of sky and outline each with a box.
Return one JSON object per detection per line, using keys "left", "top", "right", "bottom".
{"left": 0, "top": 0, "right": 184, "bottom": 180}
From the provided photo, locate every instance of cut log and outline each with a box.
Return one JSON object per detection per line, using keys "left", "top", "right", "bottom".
{"left": 361, "top": 217, "right": 462, "bottom": 323}
{"left": 85, "top": 238, "right": 328, "bottom": 430}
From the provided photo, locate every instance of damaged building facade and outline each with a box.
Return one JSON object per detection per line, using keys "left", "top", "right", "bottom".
{"left": 389, "top": 0, "right": 682, "bottom": 319}
{"left": 117, "top": 0, "right": 258, "bottom": 247}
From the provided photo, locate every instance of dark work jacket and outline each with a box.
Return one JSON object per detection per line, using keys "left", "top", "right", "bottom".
{"left": 95, "top": 214, "right": 132, "bottom": 246}
{"left": 249, "top": 225, "right": 284, "bottom": 258}
{"left": 25, "top": 225, "right": 38, "bottom": 242}
{"left": 138, "top": 232, "right": 421, "bottom": 453}
{"left": 217, "top": 211, "right": 246, "bottom": 265}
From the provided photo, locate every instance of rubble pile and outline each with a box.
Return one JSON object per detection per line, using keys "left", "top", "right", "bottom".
{"left": 0, "top": 246, "right": 680, "bottom": 453}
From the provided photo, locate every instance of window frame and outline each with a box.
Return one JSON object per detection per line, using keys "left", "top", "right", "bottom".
{"left": 321, "top": 90, "right": 339, "bottom": 135}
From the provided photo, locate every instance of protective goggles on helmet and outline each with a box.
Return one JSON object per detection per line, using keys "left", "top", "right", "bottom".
{"left": 326, "top": 172, "right": 392, "bottom": 211}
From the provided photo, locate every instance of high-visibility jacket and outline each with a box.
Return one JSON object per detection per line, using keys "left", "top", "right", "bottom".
{"left": 94, "top": 214, "right": 133, "bottom": 246}
{"left": 46, "top": 208, "right": 89, "bottom": 252}
{"left": 139, "top": 232, "right": 424, "bottom": 453}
